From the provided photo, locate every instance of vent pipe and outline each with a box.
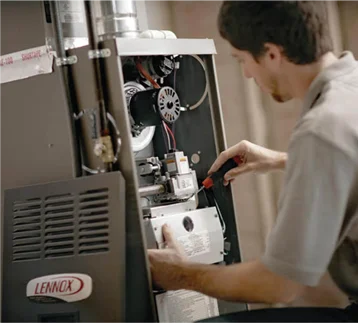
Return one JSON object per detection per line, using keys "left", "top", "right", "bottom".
{"left": 92, "top": 0, "right": 140, "bottom": 40}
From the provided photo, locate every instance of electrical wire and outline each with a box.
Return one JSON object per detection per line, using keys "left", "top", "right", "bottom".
{"left": 164, "top": 122, "right": 176, "bottom": 150}
{"left": 135, "top": 58, "right": 160, "bottom": 89}
{"left": 179, "top": 55, "right": 209, "bottom": 112}
{"left": 161, "top": 125, "right": 169, "bottom": 152}
{"left": 173, "top": 58, "right": 178, "bottom": 91}
{"left": 82, "top": 165, "right": 106, "bottom": 175}
{"left": 162, "top": 121, "right": 171, "bottom": 151}
{"left": 106, "top": 112, "right": 121, "bottom": 163}
{"left": 213, "top": 194, "right": 226, "bottom": 234}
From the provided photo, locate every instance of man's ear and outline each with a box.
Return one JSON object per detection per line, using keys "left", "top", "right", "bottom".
{"left": 262, "top": 43, "right": 284, "bottom": 70}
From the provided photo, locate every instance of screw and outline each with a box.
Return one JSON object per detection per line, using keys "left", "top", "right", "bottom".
{"left": 154, "top": 227, "right": 157, "bottom": 231}
{"left": 48, "top": 143, "right": 54, "bottom": 148}
{"left": 214, "top": 214, "right": 218, "bottom": 217}
{"left": 220, "top": 251, "right": 224, "bottom": 255}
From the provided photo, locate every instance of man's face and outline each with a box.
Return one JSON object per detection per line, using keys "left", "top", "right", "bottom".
{"left": 231, "top": 46, "right": 292, "bottom": 103}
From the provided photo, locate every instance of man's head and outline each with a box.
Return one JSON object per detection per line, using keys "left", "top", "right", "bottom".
{"left": 218, "top": 1, "right": 333, "bottom": 102}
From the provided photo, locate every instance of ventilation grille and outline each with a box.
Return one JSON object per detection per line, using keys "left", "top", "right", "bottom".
{"left": 13, "top": 198, "right": 42, "bottom": 262}
{"left": 78, "top": 189, "right": 109, "bottom": 255}
{"left": 44, "top": 193, "right": 75, "bottom": 259}
{"left": 12, "top": 188, "right": 110, "bottom": 262}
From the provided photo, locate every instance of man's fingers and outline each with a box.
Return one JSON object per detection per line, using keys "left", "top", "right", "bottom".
{"left": 208, "top": 150, "right": 237, "bottom": 174}
{"left": 208, "top": 151, "right": 230, "bottom": 175}
{"left": 224, "top": 163, "right": 256, "bottom": 181}
{"left": 208, "top": 141, "right": 248, "bottom": 175}
{"left": 223, "top": 178, "right": 235, "bottom": 186}
{"left": 162, "top": 224, "right": 176, "bottom": 248}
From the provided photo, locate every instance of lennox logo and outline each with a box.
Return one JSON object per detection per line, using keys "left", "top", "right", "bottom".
{"left": 27, "top": 273, "right": 92, "bottom": 303}
{"left": 34, "top": 276, "right": 83, "bottom": 296}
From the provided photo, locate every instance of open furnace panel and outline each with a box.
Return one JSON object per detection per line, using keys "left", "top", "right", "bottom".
{"left": 112, "top": 38, "right": 246, "bottom": 322}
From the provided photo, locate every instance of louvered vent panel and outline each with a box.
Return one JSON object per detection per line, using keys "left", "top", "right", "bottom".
{"left": 12, "top": 198, "right": 42, "bottom": 261}
{"left": 11, "top": 187, "right": 111, "bottom": 262}
{"left": 79, "top": 188, "right": 110, "bottom": 255}
{"left": 44, "top": 194, "right": 75, "bottom": 259}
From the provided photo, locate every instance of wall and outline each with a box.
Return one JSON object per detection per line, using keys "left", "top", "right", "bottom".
{"left": 138, "top": 1, "right": 175, "bottom": 32}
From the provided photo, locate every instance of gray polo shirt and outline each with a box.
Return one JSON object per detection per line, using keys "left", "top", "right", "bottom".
{"left": 262, "top": 52, "right": 358, "bottom": 300}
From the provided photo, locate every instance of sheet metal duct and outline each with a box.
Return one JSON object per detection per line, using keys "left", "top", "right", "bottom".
{"left": 93, "top": 0, "right": 140, "bottom": 40}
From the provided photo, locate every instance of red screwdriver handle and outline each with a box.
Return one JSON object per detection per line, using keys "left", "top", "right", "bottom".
{"left": 202, "top": 155, "right": 243, "bottom": 189}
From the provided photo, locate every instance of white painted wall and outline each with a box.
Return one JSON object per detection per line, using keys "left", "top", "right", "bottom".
{"left": 137, "top": 1, "right": 175, "bottom": 32}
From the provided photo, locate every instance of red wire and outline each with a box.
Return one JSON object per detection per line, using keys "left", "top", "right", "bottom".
{"left": 135, "top": 59, "right": 160, "bottom": 89}
{"left": 164, "top": 122, "right": 176, "bottom": 150}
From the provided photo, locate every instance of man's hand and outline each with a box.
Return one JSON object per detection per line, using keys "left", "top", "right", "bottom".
{"left": 208, "top": 140, "right": 287, "bottom": 185}
{"left": 148, "top": 224, "right": 188, "bottom": 291}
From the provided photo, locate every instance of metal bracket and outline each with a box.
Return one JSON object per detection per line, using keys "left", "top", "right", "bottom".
{"left": 55, "top": 55, "right": 77, "bottom": 66}
{"left": 88, "top": 49, "right": 111, "bottom": 59}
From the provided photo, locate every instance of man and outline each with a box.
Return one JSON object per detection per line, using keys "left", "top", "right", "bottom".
{"left": 148, "top": 1, "right": 358, "bottom": 321}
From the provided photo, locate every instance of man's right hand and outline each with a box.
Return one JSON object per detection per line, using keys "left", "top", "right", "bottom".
{"left": 208, "top": 140, "right": 287, "bottom": 185}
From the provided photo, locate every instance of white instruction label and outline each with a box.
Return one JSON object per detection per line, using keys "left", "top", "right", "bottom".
{"left": 59, "top": 1, "right": 85, "bottom": 23}
{"left": 177, "top": 230, "right": 210, "bottom": 258}
{"left": 156, "top": 290, "right": 219, "bottom": 322}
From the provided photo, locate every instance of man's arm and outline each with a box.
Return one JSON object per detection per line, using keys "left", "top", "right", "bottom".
{"left": 180, "top": 260, "right": 304, "bottom": 304}
{"left": 148, "top": 226, "right": 305, "bottom": 304}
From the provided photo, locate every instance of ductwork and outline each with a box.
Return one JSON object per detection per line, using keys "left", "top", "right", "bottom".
{"left": 92, "top": 0, "right": 140, "bottom": 40}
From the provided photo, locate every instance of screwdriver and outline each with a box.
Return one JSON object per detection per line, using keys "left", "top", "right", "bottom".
{"left": 186, "top": 156, "right": 243, "bottom": 200}
{"left": 202, "top": 156, "right": 243, "bottom": 189}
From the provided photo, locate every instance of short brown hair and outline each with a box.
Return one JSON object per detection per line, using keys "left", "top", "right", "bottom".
{"left": 218, "top": 1, "right": 333, "bottom": 64}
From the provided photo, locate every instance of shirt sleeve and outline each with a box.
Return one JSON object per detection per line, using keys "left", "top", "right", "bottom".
{"left": 261, "top": 133, "right": 356, "bottom": 286}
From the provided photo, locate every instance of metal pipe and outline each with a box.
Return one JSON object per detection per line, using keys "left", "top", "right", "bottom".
{"left": 50, "top": 1, "right": 66, "bottom": 58}
{"left": 139, "top": 185, "right": 166, "bottom": 197}
{"left": 50, "top": 1, "right": 82, "bottom": 178}
{"left": 92, "top": 0, "right": 140, "bottom": 40}
{"left": 83, "top": 0, "right": 99, "bottom": 50}
{"left": 83, "top": 1, "right": 109, "bottom": 138}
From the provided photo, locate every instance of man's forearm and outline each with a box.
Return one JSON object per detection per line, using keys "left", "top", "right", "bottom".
{"left": 177, "top": 260, "right": 302, "bottom": 304}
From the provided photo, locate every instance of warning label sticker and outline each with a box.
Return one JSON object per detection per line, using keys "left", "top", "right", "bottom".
{"left": 0, "top": 45, "right": 54, "bottom": 84}
{"left": 156, "top": 290, "right": 219, "bottom": 322}
{"left": 177, "top": 230, "right": 210, "bottom": 258}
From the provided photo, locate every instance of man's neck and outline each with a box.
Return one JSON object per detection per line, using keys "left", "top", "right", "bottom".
{"left": 286, "top": 52, "right": 338, "bottom": 100}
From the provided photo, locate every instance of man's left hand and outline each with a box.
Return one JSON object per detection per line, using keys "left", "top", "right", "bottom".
{"left": 148, "top": 224, "right": 188, "bottom": 290}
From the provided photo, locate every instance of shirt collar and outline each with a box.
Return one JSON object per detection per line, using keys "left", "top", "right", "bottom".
{"left": 302, "top": 51, "right": 357, "bottom": 115}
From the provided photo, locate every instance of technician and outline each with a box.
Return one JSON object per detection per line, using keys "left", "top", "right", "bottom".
{"left": 148, "top": 2, "right": 358, "bottom": 321}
